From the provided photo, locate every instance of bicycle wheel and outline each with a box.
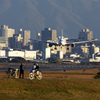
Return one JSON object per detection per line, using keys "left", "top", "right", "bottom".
{"left": 29, "top": 73, "right": 35, "bottom": 80}
{"left": 15, "top": 72, "right": 19, "bottom": 78}
{"left": 36, "top": 72, "right": 42, "bottom": 80}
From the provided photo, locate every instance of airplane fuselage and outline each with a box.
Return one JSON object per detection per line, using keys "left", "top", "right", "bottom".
{"left": 58, "top": 38, "right": 66, "bottom": 46}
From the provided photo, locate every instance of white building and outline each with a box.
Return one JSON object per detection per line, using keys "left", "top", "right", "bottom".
{"left": 89, "top": 53, "right": 100, "bottom": 62}
{"left": 8, "top": 51, "right": 24, "bottom": 58}
{"left": 24, "top": 50, "right": 36, "bottom": 60}
{"left": 0, "top": 50, "right": 6, "bottom": 57}
{"left": 42, "top": 47, "right": 50, "bottom": 59}
{"left": 70, "top": 54, "right": 80, "bottom": 58}
{"left": 23, "top": 30, "right": 30, "bottom": 45}
{"left": 0, "top": 25, "right": 15, "bottom": 38}
{"left": 81, "top": 43, "right": 90, "bottom": 54}
{"left": 8, "top": 50, "right": 37, "bottom": 60}
{"left": 91, "top": 43, "right": 99, "bottom": 54}
{"left": 57, "top": 51, "right": 63, "bottom": 59}
{"left": 89, "top": 57, "right": 100, "bottom": 62}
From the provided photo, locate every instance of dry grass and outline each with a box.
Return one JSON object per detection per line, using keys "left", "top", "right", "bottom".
{"left": 0, "top": 79, "right": 100, "bottom": 100}
{"left": 0, "top": 68, "right": 100, "bottom": 100}
{"left": 41, "top": 68, "right": 99, "bottom": 79}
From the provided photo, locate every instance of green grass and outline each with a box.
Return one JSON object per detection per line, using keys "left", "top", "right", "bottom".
{"left": 0, "top": 79, "right": 100, "bottom": 100}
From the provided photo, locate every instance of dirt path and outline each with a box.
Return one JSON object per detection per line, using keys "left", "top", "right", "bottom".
{"left": 0, "top": 68, "right": 99, "bottom": 79}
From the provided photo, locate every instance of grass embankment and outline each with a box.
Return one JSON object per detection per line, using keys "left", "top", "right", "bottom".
{"left": 0, "top": 68, "right": 100, "bottom": 100}
{"left": 0, "top": 79, "right": 100, "bottom": 100}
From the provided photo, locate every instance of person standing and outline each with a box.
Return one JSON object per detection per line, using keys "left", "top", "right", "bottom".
{"left": 19, "top": 63, "right": 24, "bottom": 79}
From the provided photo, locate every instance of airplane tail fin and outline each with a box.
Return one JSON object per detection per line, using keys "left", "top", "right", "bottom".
{"left": 62, "top": 29, "right": 63, "bottom": 38}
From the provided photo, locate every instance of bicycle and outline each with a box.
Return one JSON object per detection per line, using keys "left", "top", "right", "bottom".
{"left": 29, "top": 70, "right": 42, "bottom": 80}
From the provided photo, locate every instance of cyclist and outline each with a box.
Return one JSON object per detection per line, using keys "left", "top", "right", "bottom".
{"left": 35, "top": 63, "right": 40, "bottom": 71}
{"left": 29, "top": 63, "right": 42, "bottom": 80}
{"left": 30, "top": 63, "right": 36, "bottom": 73}
{"left": 30, "top": 63, "right": 40, "bottom": 73}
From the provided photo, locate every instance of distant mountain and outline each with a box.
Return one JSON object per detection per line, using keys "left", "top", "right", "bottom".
{"left": 0, "top": 0, "right": 100, "bottom": 40}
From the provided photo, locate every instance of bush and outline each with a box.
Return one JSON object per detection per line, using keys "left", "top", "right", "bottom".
{"left": 94, "top": 72, "right": 100, "bottom": 79}
{"left": 48, "top": 57, "right": 62, "bottom": 63}
{"left": 9, "top": 57, "right": 26, "bottom": 63}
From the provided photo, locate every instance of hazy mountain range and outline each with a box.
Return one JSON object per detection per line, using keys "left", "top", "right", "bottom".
{"left": 0, "top": 0, "right": 100, "bottom": 40}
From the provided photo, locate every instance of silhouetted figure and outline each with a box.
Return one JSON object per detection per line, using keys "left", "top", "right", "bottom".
{"left": 35, "top": 63, "right": 40, "bottom": 71}
{"left": 19, "top": 63, "right": 24, "bottom": 79}
{"left": 63, "top": 70, "right": 66, "bottom": 72}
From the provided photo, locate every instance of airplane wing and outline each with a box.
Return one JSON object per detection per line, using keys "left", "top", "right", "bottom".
{"left": 30, "top": 39, "right": 58, "bottom": 45}
{"left": 30, "top": 39, "right": 97, "bottom": 47}
{"left": 65, "top": 40, "right": 96, "bottom": 45}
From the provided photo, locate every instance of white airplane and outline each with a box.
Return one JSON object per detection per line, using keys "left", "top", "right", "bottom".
{"left": 30, "top": 30, "right": 96, "bottom": 49}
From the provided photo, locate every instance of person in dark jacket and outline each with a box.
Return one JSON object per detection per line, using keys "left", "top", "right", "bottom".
{"left": 35, "top": 63, "right": 40, "bottom": 71}
{"left": 19, "top": 63, "right": 24, "bottom": 79}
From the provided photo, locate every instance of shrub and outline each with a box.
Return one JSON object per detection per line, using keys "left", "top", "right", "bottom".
{"left": 48, "top": 57, "right": 62, "bottom": 63}
{"left": 9, "top": 57, "right": 26, "bottom": 63}
{"left": 94, "top": 72, "right": 100, "bottom": 79}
